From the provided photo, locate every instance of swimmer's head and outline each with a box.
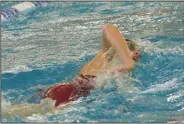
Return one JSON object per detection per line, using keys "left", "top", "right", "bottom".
{"left": 125, "top": 39, "right": 140, "bottom": 62}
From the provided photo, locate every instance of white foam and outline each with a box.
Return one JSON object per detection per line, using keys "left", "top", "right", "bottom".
{"left": 1, "top": 96, "right": 11, "bottom": 114}
{"left": 1, "top": 14, "right": 5, "bottom": 21}
{"left": 142, "top": 78, "right": 178, "bottom": 94}
{"left": 2, "top": 89, "right": 22, "bottom": 96}
{"left": 14, "top": 44, "right": 37, "bottom": 51}
{"left": 140, "top": 40, "right": 184, "bottom": 55}
{"left": 95, "top": 71, "right": 140, "bottom": 94}
{"left": 94, "top": 72, "right": 112, "bottom": 90}
{"left": 39, "top": 98, "right": 56, "bottom": 112}
{"left": 178, "top": 107, "right": 184, "bottom": 112}
{"left": 26, "top": 114, "right": 46, "bottom": 122}
{"left": 12, "top": 2, "right": 35, "bottom": 13}
{"left": 167, "top": 90, "right": 184, "bottom": 102}
{"left": 2, "top": 98, "right": 56, "bottom": 117}
{"left": 3, "top": 65, "right": 32, "bottom": 74}
{"left": 114, "top": 73, "right": 141, "bottom": 94}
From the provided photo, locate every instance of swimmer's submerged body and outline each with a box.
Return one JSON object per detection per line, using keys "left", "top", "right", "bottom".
{"left": 3, "top": 24, "right": 140, "bottom": 116}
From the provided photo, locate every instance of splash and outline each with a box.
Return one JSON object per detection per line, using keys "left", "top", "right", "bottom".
{"left": 3, "top": 65, "right": 32, "bottom": 74}
{"left": 2, "top": 98, "right": 56, "bottom": 117}
{"left": 1, "top": 96, "right": 11, "bottom": 115}
{"left": 95, "top": 71, "right": 140, "bottom": 94}
{"left": 140, "top": 39, "right": 184, "bottom": 55}
{"left": 141, "top": 78, "right": 178, "bottom": 94}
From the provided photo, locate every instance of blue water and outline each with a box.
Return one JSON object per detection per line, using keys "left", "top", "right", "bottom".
{"left": 1, "top": 2, "right": 184, "bottom": 123}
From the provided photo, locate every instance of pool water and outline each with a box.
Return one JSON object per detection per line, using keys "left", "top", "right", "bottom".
{"left": 1, "top": 2, "right": 184, "bottom": 123}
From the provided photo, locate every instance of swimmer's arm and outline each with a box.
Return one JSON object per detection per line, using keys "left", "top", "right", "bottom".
{"left": 103, "top": 24, "right": 135, "bottom": 67}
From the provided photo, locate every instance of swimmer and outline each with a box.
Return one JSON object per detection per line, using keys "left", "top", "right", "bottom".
{"left": 3, "top": 24, "right": 140, "bottom": 116}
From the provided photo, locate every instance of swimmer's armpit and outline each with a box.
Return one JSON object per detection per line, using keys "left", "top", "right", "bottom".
{"left": 104, "top": 47, "right": 115, "bottom": 61}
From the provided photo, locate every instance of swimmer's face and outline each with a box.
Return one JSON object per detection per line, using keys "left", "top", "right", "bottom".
{"left": 130, "top": 50, "right": 140, "bottom": 62}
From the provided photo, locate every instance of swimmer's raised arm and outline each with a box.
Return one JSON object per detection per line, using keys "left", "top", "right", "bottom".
{"left": 102, "top": 24, "right": 135, "bottom": 69}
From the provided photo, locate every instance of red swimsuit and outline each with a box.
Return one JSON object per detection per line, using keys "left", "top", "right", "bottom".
{"left": 44, "top": 75, "right": 96, "bottom": 107}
